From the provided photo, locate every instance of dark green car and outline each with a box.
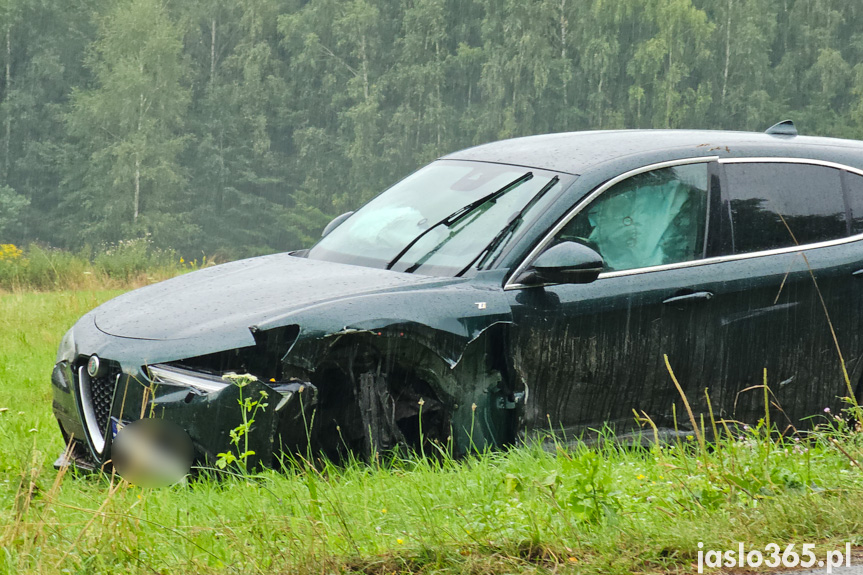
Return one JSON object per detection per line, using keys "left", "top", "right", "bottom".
{"left": 52, "top": 122, "right": 863, "bottom": 469}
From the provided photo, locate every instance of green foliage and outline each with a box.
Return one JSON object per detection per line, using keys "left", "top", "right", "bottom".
{"left": 65, "top": 0, "right": 192, "bottom": 247}
{"left": 5, "top": 0, "right": 863, "bottom": 259}
{"left": 0, "top": 240, "right": 190, "bottom": 291}
{"left": 91, "top": 237, "right": 185, "bottom": 281}
{"left": 0, "top": 185, "right": 28, "bottom": 235}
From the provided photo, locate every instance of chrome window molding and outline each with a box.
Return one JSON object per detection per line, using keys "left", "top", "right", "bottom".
{"left": 717, "top": 156, "right": 863, "bottom": 179}
{"left": 505, "top": 156, "right": 719, "bottom": 290}
{"left": 505, "top": 155, "right": 863, "bottom": 290}
{"left": 594, "top": 234, "right": 863, "bottom": 279}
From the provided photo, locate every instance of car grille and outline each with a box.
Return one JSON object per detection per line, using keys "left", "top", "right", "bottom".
{"left": 76, "top": 360, "right": 121, "bottom": 455}
{"left": 89, "top": 373, "right": 116, "bottom": 435}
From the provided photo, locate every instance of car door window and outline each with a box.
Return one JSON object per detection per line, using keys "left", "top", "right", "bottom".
{"left": 724, "top": 163, "right": 847, "bottom": 254}
{"left": 555, "top": 163, "right": 709, "bottom": 272}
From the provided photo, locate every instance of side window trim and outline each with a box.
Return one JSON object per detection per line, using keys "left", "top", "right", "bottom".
{"left": 717, "top": 157, "right": 863, "bottom": 173}
{"left": 505, "top": 155, "right": 863, "bottom": 290}
{"left": 505, "top": 156, "right": 719, "bottom": 289}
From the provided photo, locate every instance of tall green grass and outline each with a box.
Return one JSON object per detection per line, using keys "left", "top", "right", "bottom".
{"left": 1, "top": 291, "right": 862, "bottom": 574}
{"left": 0, "top": 239, "right": 207, "bottom": 291}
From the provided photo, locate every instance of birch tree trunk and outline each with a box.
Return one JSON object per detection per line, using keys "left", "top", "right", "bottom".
{"left": 435, "top": 39, "right": 441, "bottom": 148}
{"left": 134, "top": 154, "right": 141, "bottom": 222}
{"left": 665, "top": 38, "right": 673, "bottom": 127}
{"left": 722, "top": 0, "right": 733, "bottom": 105}
{"left": 210, "top": 18, "right": 216, "bottom": 86}
{"left": 135, "top": 63, "right": 144, "bottom": 222}
{"left": 560, "top": 0, "right": 568, "bottom": 107}
{"left": 597, "top": 72, "right": 604, "bottom": 128}
{"left": 4, "top": 25, "right": 10, "bottom": 183}
{"left": 360, "top": 34, "right": 369, "bottom": 101}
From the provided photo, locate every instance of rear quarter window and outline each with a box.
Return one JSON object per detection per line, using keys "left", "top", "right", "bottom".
{"left": 842, "top": 170, "right": 863, "bottom": 236}
{"left": 723, "top": 162, "right": 847, "bottom": 254}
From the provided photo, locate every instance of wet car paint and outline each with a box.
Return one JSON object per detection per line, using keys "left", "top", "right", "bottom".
{"left": 509, "top": 244, "right": 859, "bottom": 437}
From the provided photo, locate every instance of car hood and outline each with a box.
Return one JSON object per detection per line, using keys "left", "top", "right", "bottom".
{"left": 94, "top": 253, "right": 452, "bottom": 341}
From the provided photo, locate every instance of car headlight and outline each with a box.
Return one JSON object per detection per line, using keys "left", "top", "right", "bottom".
{"left": 56, "top": 328, "right": 77, "bottom": 363}
{"left": 147, "top": 364, "right": 230, "bottom": 394}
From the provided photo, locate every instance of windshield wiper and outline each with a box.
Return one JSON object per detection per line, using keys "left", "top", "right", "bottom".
{"left": 457, "top": 176, "right": 560, "bottom": 276}
{"left": 386, "top": 172, "right": 534, "bottom": 271}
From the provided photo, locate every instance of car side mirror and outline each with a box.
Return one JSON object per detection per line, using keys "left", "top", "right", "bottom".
{"left": 517, "top": 241, "right": 604, "bottom": 286}
{"left": 321, "top": 211, "right": 354, "bottom": 238}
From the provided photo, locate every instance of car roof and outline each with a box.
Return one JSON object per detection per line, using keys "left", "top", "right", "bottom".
{"left": 441, "top": 129, "right": 863, "bottom": 176}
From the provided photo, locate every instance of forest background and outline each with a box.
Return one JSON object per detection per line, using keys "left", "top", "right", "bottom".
{"left": 1, "top": 0, "right": 860, "bottom": 260}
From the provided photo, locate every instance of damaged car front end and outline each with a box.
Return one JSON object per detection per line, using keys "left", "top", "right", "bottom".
{"left": 53, "top": 159, "right": 567, "bottom": 470}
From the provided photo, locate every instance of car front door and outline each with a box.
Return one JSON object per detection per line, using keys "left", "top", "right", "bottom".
{"left": 507, "top": 159, "right": 724, "bottom": 437}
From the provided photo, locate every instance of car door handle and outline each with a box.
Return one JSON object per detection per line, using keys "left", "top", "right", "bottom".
{"left": 853, "top": 269, "right": 863, "bottom": 278}
{"left": 662, "top": 291, "right": 714, "bottom": 305}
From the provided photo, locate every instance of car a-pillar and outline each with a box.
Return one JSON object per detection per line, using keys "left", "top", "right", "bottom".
{"left": 293, "top": 325, "right": 518, "bottom": 458}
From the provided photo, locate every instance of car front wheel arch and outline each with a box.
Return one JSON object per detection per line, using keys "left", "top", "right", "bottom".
{"left": 293, "top": 325, "right": 517, "bottom": 458}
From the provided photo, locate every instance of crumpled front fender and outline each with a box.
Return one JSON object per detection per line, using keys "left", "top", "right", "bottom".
{"left": 254, "top": 270, "right": 513, "bottom": 371}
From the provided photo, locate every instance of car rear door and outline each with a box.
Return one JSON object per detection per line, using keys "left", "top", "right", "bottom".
{"left": 708, "top": 160, "right": 859, "bottom": 426}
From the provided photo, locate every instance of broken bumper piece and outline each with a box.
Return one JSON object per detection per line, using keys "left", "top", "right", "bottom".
{"left": 147, "top": 371, "right": 319, "bottom": 470}
{"left": 54, "top": 361, "right": 320, "bottom": 472}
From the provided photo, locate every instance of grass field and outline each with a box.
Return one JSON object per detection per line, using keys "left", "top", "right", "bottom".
{"left": 2, "top": 291, "right": 863, "bottom": 574}
{"left": 0, "top": 241, "right": 202, "bottom": 292}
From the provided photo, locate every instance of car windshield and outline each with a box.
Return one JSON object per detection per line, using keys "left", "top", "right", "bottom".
{"left": 307, "top": 160, "right": 563, "bottom": 276}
